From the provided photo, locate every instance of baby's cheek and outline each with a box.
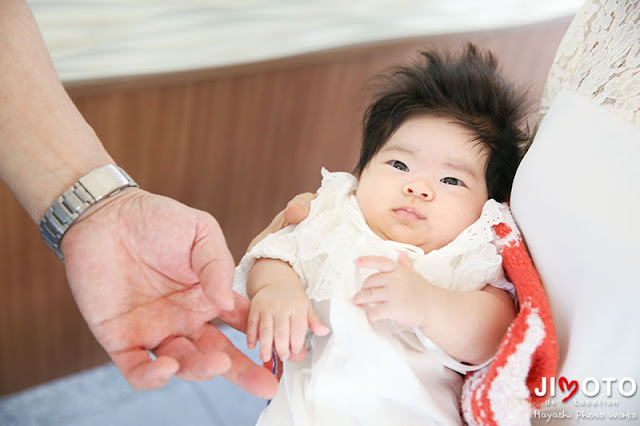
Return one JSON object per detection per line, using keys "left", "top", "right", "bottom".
{"left": 354, "top": 188, "right": 372, "bottom": 216}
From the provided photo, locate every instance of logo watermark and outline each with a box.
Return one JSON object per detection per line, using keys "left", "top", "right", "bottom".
{"left": 532, "top": 377, "right": 638, "bottom": 422}
{"left": 533, "top": 410, "right": 637, "bottom": 422}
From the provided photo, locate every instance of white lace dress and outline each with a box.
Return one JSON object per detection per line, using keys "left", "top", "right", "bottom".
{"left": 234, "top": 169, "right": 514, "bottom": 426}
{"left": 511, "top": 0, "right": 640, "bottom": 421}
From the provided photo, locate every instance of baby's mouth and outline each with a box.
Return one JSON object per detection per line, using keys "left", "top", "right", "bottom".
{"left": 393, "top": 207, "right": 425, "bottom": 220}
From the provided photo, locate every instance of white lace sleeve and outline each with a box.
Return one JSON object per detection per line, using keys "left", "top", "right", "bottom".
{"left": 540, "top": 0, "right": 640, "bottom": 127}
{"left": 232, "top": 167, "right": 359, "bottom": 298}
{"left": 232, "top": 227, "right": 301, "bottom": 298}
{"left": 445, "top": 200, "right": 515, "bottom": 296}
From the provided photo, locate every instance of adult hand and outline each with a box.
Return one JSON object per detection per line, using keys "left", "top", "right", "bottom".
{"left": 61, "top": 188, "right": 278, "bottom": 398}
{"left": 248, "top": 192, "right": 316, "bottom": 250}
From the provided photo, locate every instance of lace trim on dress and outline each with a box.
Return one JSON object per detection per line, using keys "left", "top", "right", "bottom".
{"left": 454, "top": 199, "right": 509, "bottom": 247}
{"left": 540, "top": 0, "right": 640, "bottom": 127}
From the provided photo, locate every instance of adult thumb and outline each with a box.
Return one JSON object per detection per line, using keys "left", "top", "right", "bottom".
{"left": 192, "top": 212, "right": 236, "bottom": 311}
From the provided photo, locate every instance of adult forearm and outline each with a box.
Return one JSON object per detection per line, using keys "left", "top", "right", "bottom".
{"left": 0, "top": 0, "right": 113, "bottom": 223}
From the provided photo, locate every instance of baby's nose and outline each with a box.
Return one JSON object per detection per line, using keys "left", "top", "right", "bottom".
{"left": 403, "top": 181, "right": 433, "bottom": 200}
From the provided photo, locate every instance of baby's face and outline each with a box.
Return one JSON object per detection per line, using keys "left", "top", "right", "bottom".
{"left": 355, "top": 115, "right": 489, "bottom": 254}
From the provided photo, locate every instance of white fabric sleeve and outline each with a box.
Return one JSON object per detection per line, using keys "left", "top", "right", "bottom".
{"left": 232, "top": 226, "right": 302, "bottom": 298}
{"left": 452, "top": 199, "right": 517, "bottom": 299}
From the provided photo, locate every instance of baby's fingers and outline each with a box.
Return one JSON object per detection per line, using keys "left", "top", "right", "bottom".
{"left": 288, "top": 347, "right": 308, "bottom": 362}
{"left": 273, "top": 314, "right": 291, "bottom": 361}
{"left": 308, "top": 306, "right": 330, "bottom": 337}
{"left": 290, "top": 311, "right": 307, "bottom": 356}
{"left": 246, "top": 306, "right": 260, "bottom": 350}
{"left": 360, "top": 272, "right": 390, "bottom": 290}
{"left": 352, "top": 287, "right": 388, "bottom": 305}
{"left": 354, "top": 255, "right": 398, "bottom": 272}
{"left": 363, "top": 303, "right": 392, "bottom": 323}
{"left": 258, "top": 314, "right": 274, "bottom": 362}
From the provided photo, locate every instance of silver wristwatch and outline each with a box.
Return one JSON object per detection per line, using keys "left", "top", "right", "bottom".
{"left": 39, "top": 164, "right": 139, "bottom": 260}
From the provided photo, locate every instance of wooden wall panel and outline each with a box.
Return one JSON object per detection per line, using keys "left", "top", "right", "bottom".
{"left": 0, "top": 18, "right": 570, "bottom": 395}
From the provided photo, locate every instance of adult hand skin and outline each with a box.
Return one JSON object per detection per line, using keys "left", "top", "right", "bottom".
{"left": 248, "top": 192, "right": 316, "bottom": 250}
{"left": 0, "top": 0, "right": 279, "bottom": 397}
{"left": 61, "top": 187, "right": 278, "bottom": 397}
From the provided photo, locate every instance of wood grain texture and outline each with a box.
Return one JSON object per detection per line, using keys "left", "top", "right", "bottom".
{"left": 0, "top": 18, "right": 570, "bottom": 395}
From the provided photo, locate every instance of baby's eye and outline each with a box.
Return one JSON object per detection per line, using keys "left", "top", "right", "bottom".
{"left": 388, "top": 160, "right": 409, "bottom": 172}
{"left": 441, "top": 177, "right": 464, "bottom": 186}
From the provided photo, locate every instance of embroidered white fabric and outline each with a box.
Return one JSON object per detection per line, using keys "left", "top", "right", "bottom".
{"left": 234, "top": 168, "right": 514, "bottom": 303}
{"left": 540, "top": 0, "right": 640, "bottom": 127}
{"left": 457, "top": 195, "right": 510, "bottom": 244}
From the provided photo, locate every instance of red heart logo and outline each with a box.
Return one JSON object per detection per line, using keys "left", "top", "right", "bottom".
{"left": 558, "top": 376, "right": 578, "bottom": 402}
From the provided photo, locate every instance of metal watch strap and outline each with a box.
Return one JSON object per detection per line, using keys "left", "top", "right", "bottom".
{"left": 39, "top": 164, "right": 139, "bottom": 260}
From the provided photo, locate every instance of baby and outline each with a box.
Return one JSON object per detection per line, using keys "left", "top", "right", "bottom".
{"left": 234, "top": 44, "right": 529, "bottom": 425}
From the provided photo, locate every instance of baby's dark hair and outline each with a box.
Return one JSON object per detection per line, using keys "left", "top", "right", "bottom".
{"left": 354, "top": 44, "right": 530, "bottom": 202}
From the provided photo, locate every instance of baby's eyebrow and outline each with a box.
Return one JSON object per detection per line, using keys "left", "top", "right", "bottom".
{"left": 379, "top": 146, "right": 414, "bottom": 155}
{"left": 443, "top": 160, "right": 479, "bottom": 178}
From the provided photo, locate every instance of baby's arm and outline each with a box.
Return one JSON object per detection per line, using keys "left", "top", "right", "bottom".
{"left": 352, "top": 253, "right": 515, "bottom": 366}
{"left": 246, "top": 258, "right": 329, "bottom": 362}
{"left": 416, "top": 284, "right": 514, "bottom": 365}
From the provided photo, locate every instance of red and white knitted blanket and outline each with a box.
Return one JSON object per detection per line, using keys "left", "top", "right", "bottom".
{"left": 460, "top": 209, "right": 558, "bottom": 425}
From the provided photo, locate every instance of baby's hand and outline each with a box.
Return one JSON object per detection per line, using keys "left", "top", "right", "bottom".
{"left": 247, "top": 283, "right": 329, "bottom": 362}
{"left": 352, "top": 252, "right": 432, "bottom": 328}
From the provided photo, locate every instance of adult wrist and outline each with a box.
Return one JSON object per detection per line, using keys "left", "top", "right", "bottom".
{"left": 39, "top": 164, "right": 138, "bottom": 260}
